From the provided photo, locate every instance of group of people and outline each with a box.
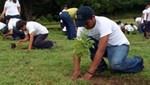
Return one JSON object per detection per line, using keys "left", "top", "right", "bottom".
{"left": 116, "top": 21, "right": 138, "bottom": 34}
{"left": 0, "top": 0, "right": 55, "bottom": 50}
{"left": 0, "top": 0, "right": 145, "bottom": 81}
{"left": 134, "top": 2, "right": 150, "bottom": 39}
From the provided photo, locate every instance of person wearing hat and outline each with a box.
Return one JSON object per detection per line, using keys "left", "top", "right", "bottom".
{"left": 71, "top": 6, "right": 144, "bottom": 80}
{"left": 60, "top": 7, "right": 77, "bottom": 40}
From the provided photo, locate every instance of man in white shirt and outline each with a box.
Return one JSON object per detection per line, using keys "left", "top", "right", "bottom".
{"left": 16, "top": 20, "right": 55, "bottom": 50}
{"left": 134, "top": 17, "right": 144, "bottom": 34}
{"left": 3, "top": 18, "right": 24, "bottom": 40}
{"left": 71, "top": 6, "right": 144, "bottom": 80}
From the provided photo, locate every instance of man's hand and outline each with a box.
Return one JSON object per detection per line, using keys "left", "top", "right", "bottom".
{"left": 2, "top": 34, "right": 7, "bottom": 38}
{"left": 17, "top": 40, "right": 24, "bottom": 49}
{"left": 83, "top": 72, "right": 93, "bottom": 80}
{"left": 71, "top": 71, "right": 82, "bottom": 80}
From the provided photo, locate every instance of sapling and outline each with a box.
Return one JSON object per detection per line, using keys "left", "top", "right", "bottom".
{"left": 74, "top": 31, "right": 94, "bottom": 58}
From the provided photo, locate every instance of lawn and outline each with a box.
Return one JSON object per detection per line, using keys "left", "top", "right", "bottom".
{"left": 0, "top": 19, "right": 150, "bottom": 85}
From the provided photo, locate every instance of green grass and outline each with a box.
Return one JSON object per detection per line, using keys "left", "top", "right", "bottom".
{"left": 0, "top": 20, "right": 150, "bottom": 85}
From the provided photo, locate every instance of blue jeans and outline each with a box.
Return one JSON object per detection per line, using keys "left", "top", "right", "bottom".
{"left": 107, "top": 45, "right": 144, "bottom": 72}
{"left": 90, "top": 37, "right": 143, "bottom": 73}
{"left": 33, "top": 34, "right": 53, "bottom": 49}
{"left": 60, "top": 12, "right": 76, "bottom": 40}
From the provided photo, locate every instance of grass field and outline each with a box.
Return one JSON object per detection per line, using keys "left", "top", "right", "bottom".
{"left": 0, "top": 19, "right": 150, "bottom": 85}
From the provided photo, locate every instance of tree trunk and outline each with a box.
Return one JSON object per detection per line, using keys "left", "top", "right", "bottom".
{"left": 22, "top": 0, "right": 33, "bottom": 20}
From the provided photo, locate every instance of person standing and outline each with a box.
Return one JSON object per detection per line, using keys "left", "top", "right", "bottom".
{"left": 145, "top": 2, "right": 150, "bottom": 39}
{"left": 60, "top": 7, "right": 77, "bottom": 40}
{"left": 0, "top": 0, "right": 21, "bottom": 23}
{"left": 71, "top": 6, "right": 144, "bottom": 80}
{"left": 16, "top": 20, "right": 55, "bottom": 50}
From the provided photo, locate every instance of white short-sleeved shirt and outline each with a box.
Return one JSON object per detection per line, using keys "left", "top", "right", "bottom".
{"left": 4, "top": 0, "right": 20, "bottom": 16}
{"left": 8, "top": 18, "right": 20, "bottom": 30}
{"left": 24, "top": 21, "right": 49, "bottom": 36}
{"left": 143, "top": 9, "right": 147, "bottom": 21}
{"left": 77, "top": 16, "right": 130, "bottom": 46}
{"left": 132, "top": 25, "right": 138, "bottom": 30}
{"left": 145, "top": 7, "right": 150, "bottom": 21}
{"left": 124, "top": 25, "right": 134, "bottom": 31}
{"left": 0, "top": 22, "right": 6, "bottom": 30}
{"left": 135, "top": 17, "right": 143, "bottom": 23}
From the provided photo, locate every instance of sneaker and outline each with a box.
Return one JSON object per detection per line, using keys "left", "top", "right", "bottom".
{"left": 134, "top": 56, "right": 143, "bottom": 64}
{"left": 134, "top": 56, "right": 144, "bottom": 72}
{"left": 52, "top": 41, "right": 56, "bottom": 46}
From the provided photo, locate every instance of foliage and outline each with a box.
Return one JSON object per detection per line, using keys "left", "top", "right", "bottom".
{"left": 36, "top": 16, "right": 50, "bottom": 24}
{"left": 36, "top": 14, "right": 53, "bottom": 24}
{"left": 74, "top": 31, "right": 94, "bottom": 58}
{"left": 0, "top": 0, "right": 149, "bottom": 21}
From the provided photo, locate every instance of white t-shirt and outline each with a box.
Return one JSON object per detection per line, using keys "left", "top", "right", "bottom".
{"left": 24, "top": 21, "right": 49, "bottom": 36}
{"left": 77, "top": 27, "right": 85, "bottom": 37}
{"left": 132, "top": 25, "right": 138, "bottom": 30}
{"left": 4, "top": 0, "right": 20, "bottom": 16}
{"left": 8, "top": 18, "right": 20, "bottom": 30}
{"left": 143, "top": 9, "right": 147, "bottom": 21}
{"left": 145, "top": 7, "right": 150, "bottom": 21}
{"left": 124, "top": 25, "right": 134, "bottom": 31}
{"left": 77, "top": 16, "right": 130, "bottom": 46}
{"left": 135, "top": 17, "right": 143, "bottom": 23}
{"left": 0, "top": 22, "right": 6, "bottom": 30}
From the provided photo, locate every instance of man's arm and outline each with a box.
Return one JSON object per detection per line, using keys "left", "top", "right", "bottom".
{"left": 3, "top": 29, "right": 13, "bottom": 38}
{"left": 71, "top": 54, "right": 82, "bottom": 80}
{"left": 83, "top": 35, "right": 109, "bottom": 80}
{"left": 0, "top": 8, "right": 6, "bottom": 19}
{"left": 17, "top": 34, "right": 29, "bottom": 49}
{"left": 28, "top": 32, "right": 34, "bottom": 50}
{"left": 18, "top": 7, "right": 21, "bottom": 15}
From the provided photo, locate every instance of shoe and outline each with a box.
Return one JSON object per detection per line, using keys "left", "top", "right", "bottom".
{"left": 52, "top": 41, "right": 56, "bottom": 46}
{"left": 134, "top": 56, "right": 144, "bottom": 72}
{"left": 134, "top": 56, "right": 143, "bottom": 64}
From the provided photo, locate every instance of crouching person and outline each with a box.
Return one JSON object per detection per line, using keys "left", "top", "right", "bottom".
{"left": 16, "top": 20, "right": 55, "bottom": 50}
{"left": 3, "top": 18, "right": 25, "bottom": 40}
{"left": 71, "top": 6, "right": 144, "bottom": 80}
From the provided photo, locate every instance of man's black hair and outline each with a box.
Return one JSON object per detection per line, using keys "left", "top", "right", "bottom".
{"left": 16, "top": 20, "right": 26, "bottom": 30}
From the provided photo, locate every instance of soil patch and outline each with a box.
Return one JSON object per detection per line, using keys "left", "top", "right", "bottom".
{"left": 90, "top": 75, "right": 150, "bottom": 85}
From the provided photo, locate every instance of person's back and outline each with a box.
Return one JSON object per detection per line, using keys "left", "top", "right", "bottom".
{"left": 25, "top": 21, "right": 49, "bottom": 36}
{"left": 65, "top": 8, "right": 78, "bottom": 19}
{"left": 124, "top": 24, "right": 134, "bottom": 32}
{"left": 8, "top": 18, "right": 20, "bottom": 30}
{"left": 59, "top": 7, "right": 77, "bottom": 40}
{"left": 87, "top": 16, "right": 129, "bottom": 46}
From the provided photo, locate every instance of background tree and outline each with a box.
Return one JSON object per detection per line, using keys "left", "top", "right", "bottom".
{"left": 0, "top": 0, "right": 149, "bottom": 21}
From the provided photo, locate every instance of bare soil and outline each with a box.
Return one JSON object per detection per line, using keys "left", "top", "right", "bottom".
{"left": 90, "top": 75, "right": 150, "bottom": 85}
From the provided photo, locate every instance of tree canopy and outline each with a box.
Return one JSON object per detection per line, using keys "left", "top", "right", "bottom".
{"left": 0, "top": 0, "right": 149, "bottom": 21}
